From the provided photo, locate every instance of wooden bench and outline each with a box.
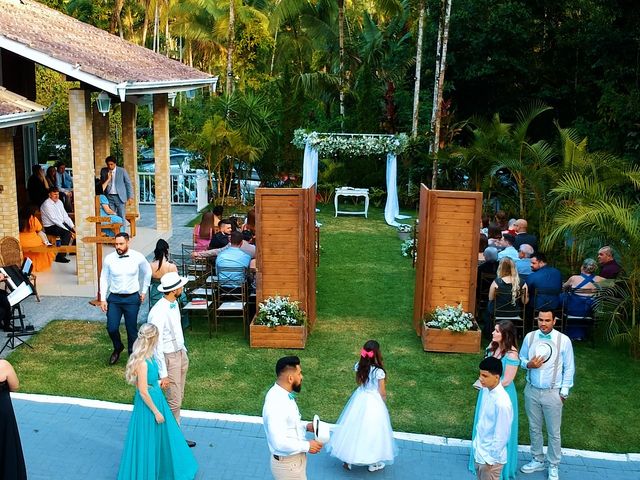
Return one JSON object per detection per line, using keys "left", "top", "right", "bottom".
{"left": 126, "top": 212, "right": 139, "bottom": 237}
{"left": 22, "top": 245, "right": 76, "bottom": 254}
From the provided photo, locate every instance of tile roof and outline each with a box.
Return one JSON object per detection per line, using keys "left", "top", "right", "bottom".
{"left": 0, "top": 86, "right": 46, "bottom": 127}
{"left": 0, "top": 0, "right": 216, "bottom": 96}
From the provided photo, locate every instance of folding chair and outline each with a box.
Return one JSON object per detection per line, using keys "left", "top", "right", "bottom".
{"left": 182, "top": 264, "right": 214, "bottom": 336}
{"left": 493, "top": 290, "right": 527, "bottom": 340}
{"left": 213, "top": 266, "right": 249, "bottom": 337}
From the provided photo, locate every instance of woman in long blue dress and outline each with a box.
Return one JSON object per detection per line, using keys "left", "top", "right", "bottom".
{"left": 117, "top": 323, "right": 198, "bottom": 480}
{"left": 469, "top": 320, "right": 519, "bottom": 480}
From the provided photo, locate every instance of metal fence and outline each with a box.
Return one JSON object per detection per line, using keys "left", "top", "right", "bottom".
{"left": 138, "top": 172, "right": 199, "bottom": 205}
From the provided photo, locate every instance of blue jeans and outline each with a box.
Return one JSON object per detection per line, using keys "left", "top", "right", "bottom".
{"left": 106, "top": 293, "right": 141, "bottom": 353}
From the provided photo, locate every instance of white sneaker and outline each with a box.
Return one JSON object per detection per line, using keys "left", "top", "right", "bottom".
{"left": 368, "top": 462, "right": 385, "bottom": 472}
{"left": 521, "top": 460, "right": 546, "bottom": 473}
{"left": 548, "top": 465, "right": 559, "bottom": 480}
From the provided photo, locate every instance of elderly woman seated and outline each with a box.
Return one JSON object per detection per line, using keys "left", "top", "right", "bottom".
{"left": 561, "top": 258, "right": 604, "bottom": 340}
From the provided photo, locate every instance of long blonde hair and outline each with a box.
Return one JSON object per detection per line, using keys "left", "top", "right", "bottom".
{"left": 125, "top": 323, "right": 159, "bottom": 385}
{"left": 497, "top": 257, "right": 522, "bottom": 305}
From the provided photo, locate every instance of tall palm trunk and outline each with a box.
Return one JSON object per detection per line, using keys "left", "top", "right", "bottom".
{"left": 153, "top": 1, "right": 159, "bottom": 53}
{"left": 338, "top": 0, "right": 345, "bottom": 130}
{"left": 226, "top": 0, "right": 236, "bottom": 96}
{"left": 429, "top": 0, "right": 453, "bottom": 189}
{"left": 165, "top": 0, "right": 171, "bottom": 57}
{"left": 141, "top": 0, "right": 151, "bottom": 47}
{"left": 411, "top": 0, "right": 426, "bottom": 138}
{"left": 110, "top": 0, "right": 125, "bottom": 38}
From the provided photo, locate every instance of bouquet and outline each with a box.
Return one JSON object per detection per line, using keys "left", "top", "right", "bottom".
{"left": 397, "top": 224, "right": 412, "bottom": 233}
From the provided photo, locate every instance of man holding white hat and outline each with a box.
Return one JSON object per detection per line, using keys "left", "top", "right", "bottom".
{"left": 147, "top": 271, "right": 196, "bottom": 447}
{"left": 519, "top": 310, "right": 575, "bottom": 480}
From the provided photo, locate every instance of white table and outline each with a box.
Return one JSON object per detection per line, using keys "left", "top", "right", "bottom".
{"left": 334, "top": 187, "right": 369, "bottom": 218}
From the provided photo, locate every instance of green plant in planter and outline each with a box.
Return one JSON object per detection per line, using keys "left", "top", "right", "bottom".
{"left": 424, "top": 304, "right": 476, "bottom": 332}
{"left": 254, "top": 296, "right": 306, "bottom": 327}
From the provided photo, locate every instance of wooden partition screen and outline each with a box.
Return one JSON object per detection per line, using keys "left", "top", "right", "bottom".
{"left": 255, "top": 187, "right": 317, "bottom": 330}
{"left": 413, "top": 185, "right": 483, "bottom": 335}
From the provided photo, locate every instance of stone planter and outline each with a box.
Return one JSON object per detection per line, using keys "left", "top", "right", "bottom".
{"left": 398, "top": 231, "right": 411, "bottom": 241}
{"left": 421, "top": 324, "right": 481, "bottom": 353}
{"left": 250, "top": 319, "right": 307, "bottom": 349}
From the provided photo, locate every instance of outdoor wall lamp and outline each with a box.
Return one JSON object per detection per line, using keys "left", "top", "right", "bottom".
{"left": 96, "top": 91, "right": 111, "bottom": 116}
{"left": 168, "top": 91, "right": 177, "bottom": 107}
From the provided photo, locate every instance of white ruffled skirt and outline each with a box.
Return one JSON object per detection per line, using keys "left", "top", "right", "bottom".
{"left": 326, "top": 388, "right": 398, "bottom": 466}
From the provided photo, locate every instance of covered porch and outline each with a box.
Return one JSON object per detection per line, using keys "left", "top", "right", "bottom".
{"left": 0, "top": 0, "right": 217, "bottom": 292}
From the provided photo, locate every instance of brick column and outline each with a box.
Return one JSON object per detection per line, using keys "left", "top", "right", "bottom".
{"left": 122, "top": 101, "right": 139, "bottom": 215}
{"left": 153, "top": 94, "right": 172, "bottom": 232}
{"left": 0, "top": 128, "right": 19, "bottom": 239}
{"left": 92, "top": 107, "right": 110, "bottom": 177}
{"left": 69, "top": 89, "right": 97, "bottom": 286}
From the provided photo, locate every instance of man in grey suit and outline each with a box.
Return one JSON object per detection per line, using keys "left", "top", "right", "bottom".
{"left": 100, "top": 156, "right": 134, "bottom": 225}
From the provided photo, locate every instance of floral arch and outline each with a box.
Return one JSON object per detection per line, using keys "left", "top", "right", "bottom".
{"left": 293, "top": 130, "right": 409, "bottom": 226}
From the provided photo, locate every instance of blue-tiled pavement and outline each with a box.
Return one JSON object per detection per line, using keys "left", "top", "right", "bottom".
{"left": 12, "top": 394, "right": 640, "bottom": 480}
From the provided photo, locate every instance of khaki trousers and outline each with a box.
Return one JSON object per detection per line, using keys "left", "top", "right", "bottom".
{"left": 524, "top": 383, "right": 564, "bottom": 466}
{"left": 474, "top": 462, "right": 504, "bottom": 480}
{"left": 270, "top": 453, "right": 307, "bottom": 480}
{"left": 165, "top": 349, "right": 189, "bottom": 423}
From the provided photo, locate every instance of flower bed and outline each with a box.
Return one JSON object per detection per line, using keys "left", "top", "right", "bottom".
{"left": 250, "top": 296, "right": 307, "bottom": 349}
{"left": 421, "top": 304, "right": 481, "bottom": 353}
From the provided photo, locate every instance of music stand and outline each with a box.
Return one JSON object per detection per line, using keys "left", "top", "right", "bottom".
{"left": 0, "top": 266, "right": 37, "bottom": 354}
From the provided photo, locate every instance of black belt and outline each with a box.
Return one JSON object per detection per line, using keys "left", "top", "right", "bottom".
{"left": 273, "top": 455, "right": 280, "bottom": 461}
{"left": 111, "top": 292, "right": 138, "bottom": 297}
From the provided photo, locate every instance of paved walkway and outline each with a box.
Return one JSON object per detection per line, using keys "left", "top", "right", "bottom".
{"left": 12, "top": 393, "right": 639, "bottom": 480}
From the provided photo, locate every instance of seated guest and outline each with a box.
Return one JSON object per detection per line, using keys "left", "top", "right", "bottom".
{"left": 515, "top": 244, "right": 534, "bottom": 279}
{"left": 597, "top": 246, "right": 621, "bottom": 279}
{"left": 18, "top": 206, "right": 54, "bottom": 272}
{"left": 216, "top": 231, "right": 251, "bottom": 287}
{"left": 512, "top": 219, "right": 538, "bottom": 251}
{"left": 562, "top": 258, "right": 604, "bottom": 340}
{"left": 480, "top": 215, "right": 491, "bottom": 237}
{"left": 0, "top": 272, "right": 12, "bottom": 332}
{"left": 211, "top": 205, "right": 224, "bottom": 230}
{"left": 494, "top": 210, "right": 509, "bottom": 232}
{"left": 487, "top": 224, "right": 503, "bottom": 249}
{"left": 27, "top": 164, "right": 50, "bottom": 207}
{"left": 209, "top": 219, "right": 232, "bottom": 249}
{"left": 56, "top": 161, "right": 74, "bottom": 208}
{"left": 526, "top": 252, "right": 562, "bottom": 311}
{"left": 46, "top": 166, "right": 68, "bottom": 211}
{"left": 193, "top": 234, "right": 255, "bottom": 260}
{"left": 478, "top": 234, "right": 488, "bottom": 262}
{"left": 497, "top": 234, "right": 518, "bottom": 261}
{"left": 40, "top": 187, "right": 75, "bottom": 263}
{"left": 478, "top": 247, "right": 499, "bottom": 280}
{"left": 193, "top": 211, "right": 215, "bottom": 252}
{"left": 243, "top": 207, "right": 256, "bottom": 238}
{"left": 486, "top": 258, "right": 528, "bottom": 338}
{"left": 96, "top": 180, "right": 124, "bottom": 237}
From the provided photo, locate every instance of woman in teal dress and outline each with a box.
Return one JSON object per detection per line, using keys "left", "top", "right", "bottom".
{"left": 469, "top": 320, "right": 519, "bottom": 480}
{"left": 117, "top": 323, "right": 198, "bottom": 480}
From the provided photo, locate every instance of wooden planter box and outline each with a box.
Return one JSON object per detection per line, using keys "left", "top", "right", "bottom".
{"left": 250, "top": 320, "right": 307, "bottom": 349}
{"left": 421, "top": 324, "right": 481, "bottom": 353}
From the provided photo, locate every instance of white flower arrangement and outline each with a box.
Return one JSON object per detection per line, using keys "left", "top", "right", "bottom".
{"left": 397, "top": 224, "right": 412, "bottom": 233}
{"left": 255, "top": 295, "right": 306, "bottom": 328}
{"left": 425, "top": 304, "right": 476, "bottom": 332}
{"left": 292, "top": 129, "right": 409, "bottom": 157}
{"left": 401, "top": 239, "right": 415, "bottom": 258}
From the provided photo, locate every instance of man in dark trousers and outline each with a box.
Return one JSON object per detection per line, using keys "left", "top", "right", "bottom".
{"left": 100, "top": 156, "right": 133, "bottom": 227}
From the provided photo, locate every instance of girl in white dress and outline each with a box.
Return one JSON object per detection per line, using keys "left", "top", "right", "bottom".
{"left": 327, "top": 340, "right": 398, "bottom": 472}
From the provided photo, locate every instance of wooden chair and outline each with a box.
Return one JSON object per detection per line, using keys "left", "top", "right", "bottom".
{"left": 182, "top": 264, "right": 215, "bottom": 336}
{"left": 213, "top": 266, "right": 249, "bottom": 338}
{"left": 0, "top": 236, "right": 40, "bottom": 302}
{"left": 94, "top": 197, "right": 123, "bottom": 237}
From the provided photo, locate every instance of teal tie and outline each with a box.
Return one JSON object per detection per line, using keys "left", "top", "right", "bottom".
{"left": 539, "top": 332, "right": 552, "bottom": 340}
{"left": 169, "top": 302, "right": 178, "bottom": 309}
{"left": 288, "top": 392, "right": 297, "bottom": 400}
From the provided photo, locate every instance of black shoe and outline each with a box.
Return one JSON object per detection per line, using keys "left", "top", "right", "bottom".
{"left": 186, "top": 439, "right": 196, "bottom": 448}
{"left": 108, "top": 346, "right": 125, "bottom": 365}
{"left": 55, "top": 257, "right": 71, "bottom": 263}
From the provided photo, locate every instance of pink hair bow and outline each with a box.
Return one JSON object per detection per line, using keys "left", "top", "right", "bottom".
{"left": 360, "top": 348, "right": 374, "bottom": 358}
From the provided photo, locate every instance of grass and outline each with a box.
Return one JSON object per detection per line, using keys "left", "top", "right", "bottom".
{"left": 8, "top": 204, "right": 640, "bottom": 453}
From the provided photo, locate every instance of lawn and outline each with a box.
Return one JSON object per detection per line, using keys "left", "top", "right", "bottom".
{"left": 8, "top": 204, "right": 640, "bottom": 453}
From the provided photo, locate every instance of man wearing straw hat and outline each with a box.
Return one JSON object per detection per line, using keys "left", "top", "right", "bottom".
{"left": 148, "top": 271, "right": 196, "bottom": 448}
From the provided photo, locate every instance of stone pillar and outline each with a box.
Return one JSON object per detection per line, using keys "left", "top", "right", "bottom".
{"left": 92, "top": 107, "right": 110, "bottom": 177}
{"left": 0, "top": 128, "right": 19, "bottom": 239}
{"left": 153, "top": 94, "right": 172, "bottom": 233}
{"left": 122, "top": 102, "right": 139, "bottom": 214}
{"left": 68, "top": 89, "right": 97, "bottom": 286}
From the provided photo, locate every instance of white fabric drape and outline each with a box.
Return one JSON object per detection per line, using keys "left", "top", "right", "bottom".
{"left": 302, "top": 143, "right": 318, "bottom": 189}
{"left": 384, "top": 153, "right": 400, "bottom": 226}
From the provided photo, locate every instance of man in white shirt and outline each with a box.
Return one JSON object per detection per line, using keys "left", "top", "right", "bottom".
{"left": 40, "top": 187, "right": 75, "bottom": 263}
{"left": 519, "top": 310, "right": 575, "bottom": 480}
{"left": 148, "top": 271, "right": 196, "bottom": 448}
{"left": 100, "top": 232, "right": 151, "bottom": 365}
{"left": 262, "top": 356, "right": 323, "bottom": 480}
{"left": 473, "top": 356, "right": 513, "bottom": 480}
